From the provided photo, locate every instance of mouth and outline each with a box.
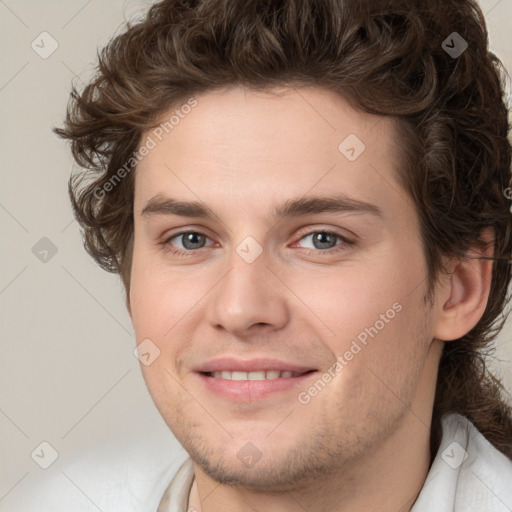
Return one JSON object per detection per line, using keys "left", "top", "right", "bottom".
{"left": 202, "top": 369, "right": 315, "bottom": 380}
{"left": 196, "top": 369, "right": 318, "bottom": 401}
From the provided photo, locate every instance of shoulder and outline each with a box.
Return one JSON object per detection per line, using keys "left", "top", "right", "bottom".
{"left": 447, "top": 413, "right": 512, "bottom": 511}
{"left": 412, "top": 412, "right": 512, "bottom": 512}
{"left": 2, "top": 437, "right": 183, "bottom": 512}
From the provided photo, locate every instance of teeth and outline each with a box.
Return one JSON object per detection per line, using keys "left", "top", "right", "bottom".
{"left": 248, "top": 371, "right": 266, "bottom": 380}
{"left": 209, "top": 370, "right": 305, "bottom": 380}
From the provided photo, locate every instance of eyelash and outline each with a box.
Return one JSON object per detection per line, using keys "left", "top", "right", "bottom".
{"left": 161, "top": 228, "right": 354, "bottom": 258}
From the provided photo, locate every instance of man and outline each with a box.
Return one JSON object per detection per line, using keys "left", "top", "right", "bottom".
{"left": 54, "top": 0, "right": 512, "bottom": 510}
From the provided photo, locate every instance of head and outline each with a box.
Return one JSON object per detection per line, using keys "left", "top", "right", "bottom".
{"left": 55, "top": 0, "right": 512, "bottom": 481}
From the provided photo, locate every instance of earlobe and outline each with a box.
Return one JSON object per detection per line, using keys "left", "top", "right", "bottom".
{"left": 433, "top": 227, "right": 494, "bottom": 342}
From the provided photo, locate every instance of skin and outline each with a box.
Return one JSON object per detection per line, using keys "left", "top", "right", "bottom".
{"left": 128, "top": 85, "right": 493, "bottom": 512}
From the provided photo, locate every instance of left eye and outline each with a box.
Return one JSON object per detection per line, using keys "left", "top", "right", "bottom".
{"left": 294, "top": 231, "right": 348, "bottom": 251}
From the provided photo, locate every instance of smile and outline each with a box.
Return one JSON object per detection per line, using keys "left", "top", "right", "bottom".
{"left": 206, "top": 370, "right": 311, "bottom": 380}
{"left": 198, "top": 369, "right": 318, "bottom": 401}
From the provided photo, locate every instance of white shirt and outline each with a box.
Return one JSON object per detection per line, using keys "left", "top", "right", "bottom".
{"left": 157, "top": 413, "right": 512, "bottom": 512}
{"left": 9, "top": 413, "right": 512, "bottom": 511}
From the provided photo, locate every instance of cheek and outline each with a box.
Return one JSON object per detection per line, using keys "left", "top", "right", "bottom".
{"left": 129, "top": 254, "right": 214, "bottom": 391}
{"left": 129, "top": 244, "right": 197, "bottom": 337}
{"left": 129, "top": 258, "right": 191, "bottom": 406}
{"left": 290, "top": 248, "right": 428, "bottom": 379}
{"left": 287, "top": 258, "right": 404, "bottom": 342}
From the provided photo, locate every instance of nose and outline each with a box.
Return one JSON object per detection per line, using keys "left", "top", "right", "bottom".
{"left": 205, "top": 244, "right": 290, "bottom": 336}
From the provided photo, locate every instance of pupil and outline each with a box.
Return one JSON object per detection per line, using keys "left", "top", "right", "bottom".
{"left": 183, "top": 233, "right": 204, "bottom": 249}
{"left": 314, "top": 232, "right": 336, "bottom": 249}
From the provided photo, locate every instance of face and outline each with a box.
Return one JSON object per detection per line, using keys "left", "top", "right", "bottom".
{"left": 129, "top": 85, "right": 440, "bottom": 491}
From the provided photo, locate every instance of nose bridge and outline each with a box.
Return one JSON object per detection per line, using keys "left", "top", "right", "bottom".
{"left": 206, "top": 237, "right": 289, "bottom": 334}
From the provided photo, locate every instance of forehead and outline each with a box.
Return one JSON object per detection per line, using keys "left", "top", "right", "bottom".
{"left": 134, "top": 85, "right": 407, "bottom": 220}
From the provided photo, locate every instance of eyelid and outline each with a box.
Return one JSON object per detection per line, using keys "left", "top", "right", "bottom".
{"left": 161, "top": 224, "right": 215, "bottom": 243}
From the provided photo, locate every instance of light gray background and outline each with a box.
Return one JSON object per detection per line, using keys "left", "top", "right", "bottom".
{"left": 1, "top": 0, "right": 511, "bottom": 509}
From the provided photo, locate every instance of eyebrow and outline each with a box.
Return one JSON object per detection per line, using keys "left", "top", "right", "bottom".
{"left": 141, "top": 194, "right": 383, "bottom": 221}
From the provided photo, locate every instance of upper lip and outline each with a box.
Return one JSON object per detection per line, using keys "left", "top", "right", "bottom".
{"left": 195, "top": 357, "right": 317, "bottom": 373}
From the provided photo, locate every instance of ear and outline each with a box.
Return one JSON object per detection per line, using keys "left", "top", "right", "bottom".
{"left": 433, "top": 227, "right": 494, "bottom": 342}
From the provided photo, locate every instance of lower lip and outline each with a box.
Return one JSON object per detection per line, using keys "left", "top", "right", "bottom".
{"left": 197, "top": 371, "right": 317, "bottom": 401}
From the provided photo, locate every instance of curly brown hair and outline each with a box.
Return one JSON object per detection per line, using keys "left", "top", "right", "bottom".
{"left": 55, "top": 0, "right": 512, "bottom": 461}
